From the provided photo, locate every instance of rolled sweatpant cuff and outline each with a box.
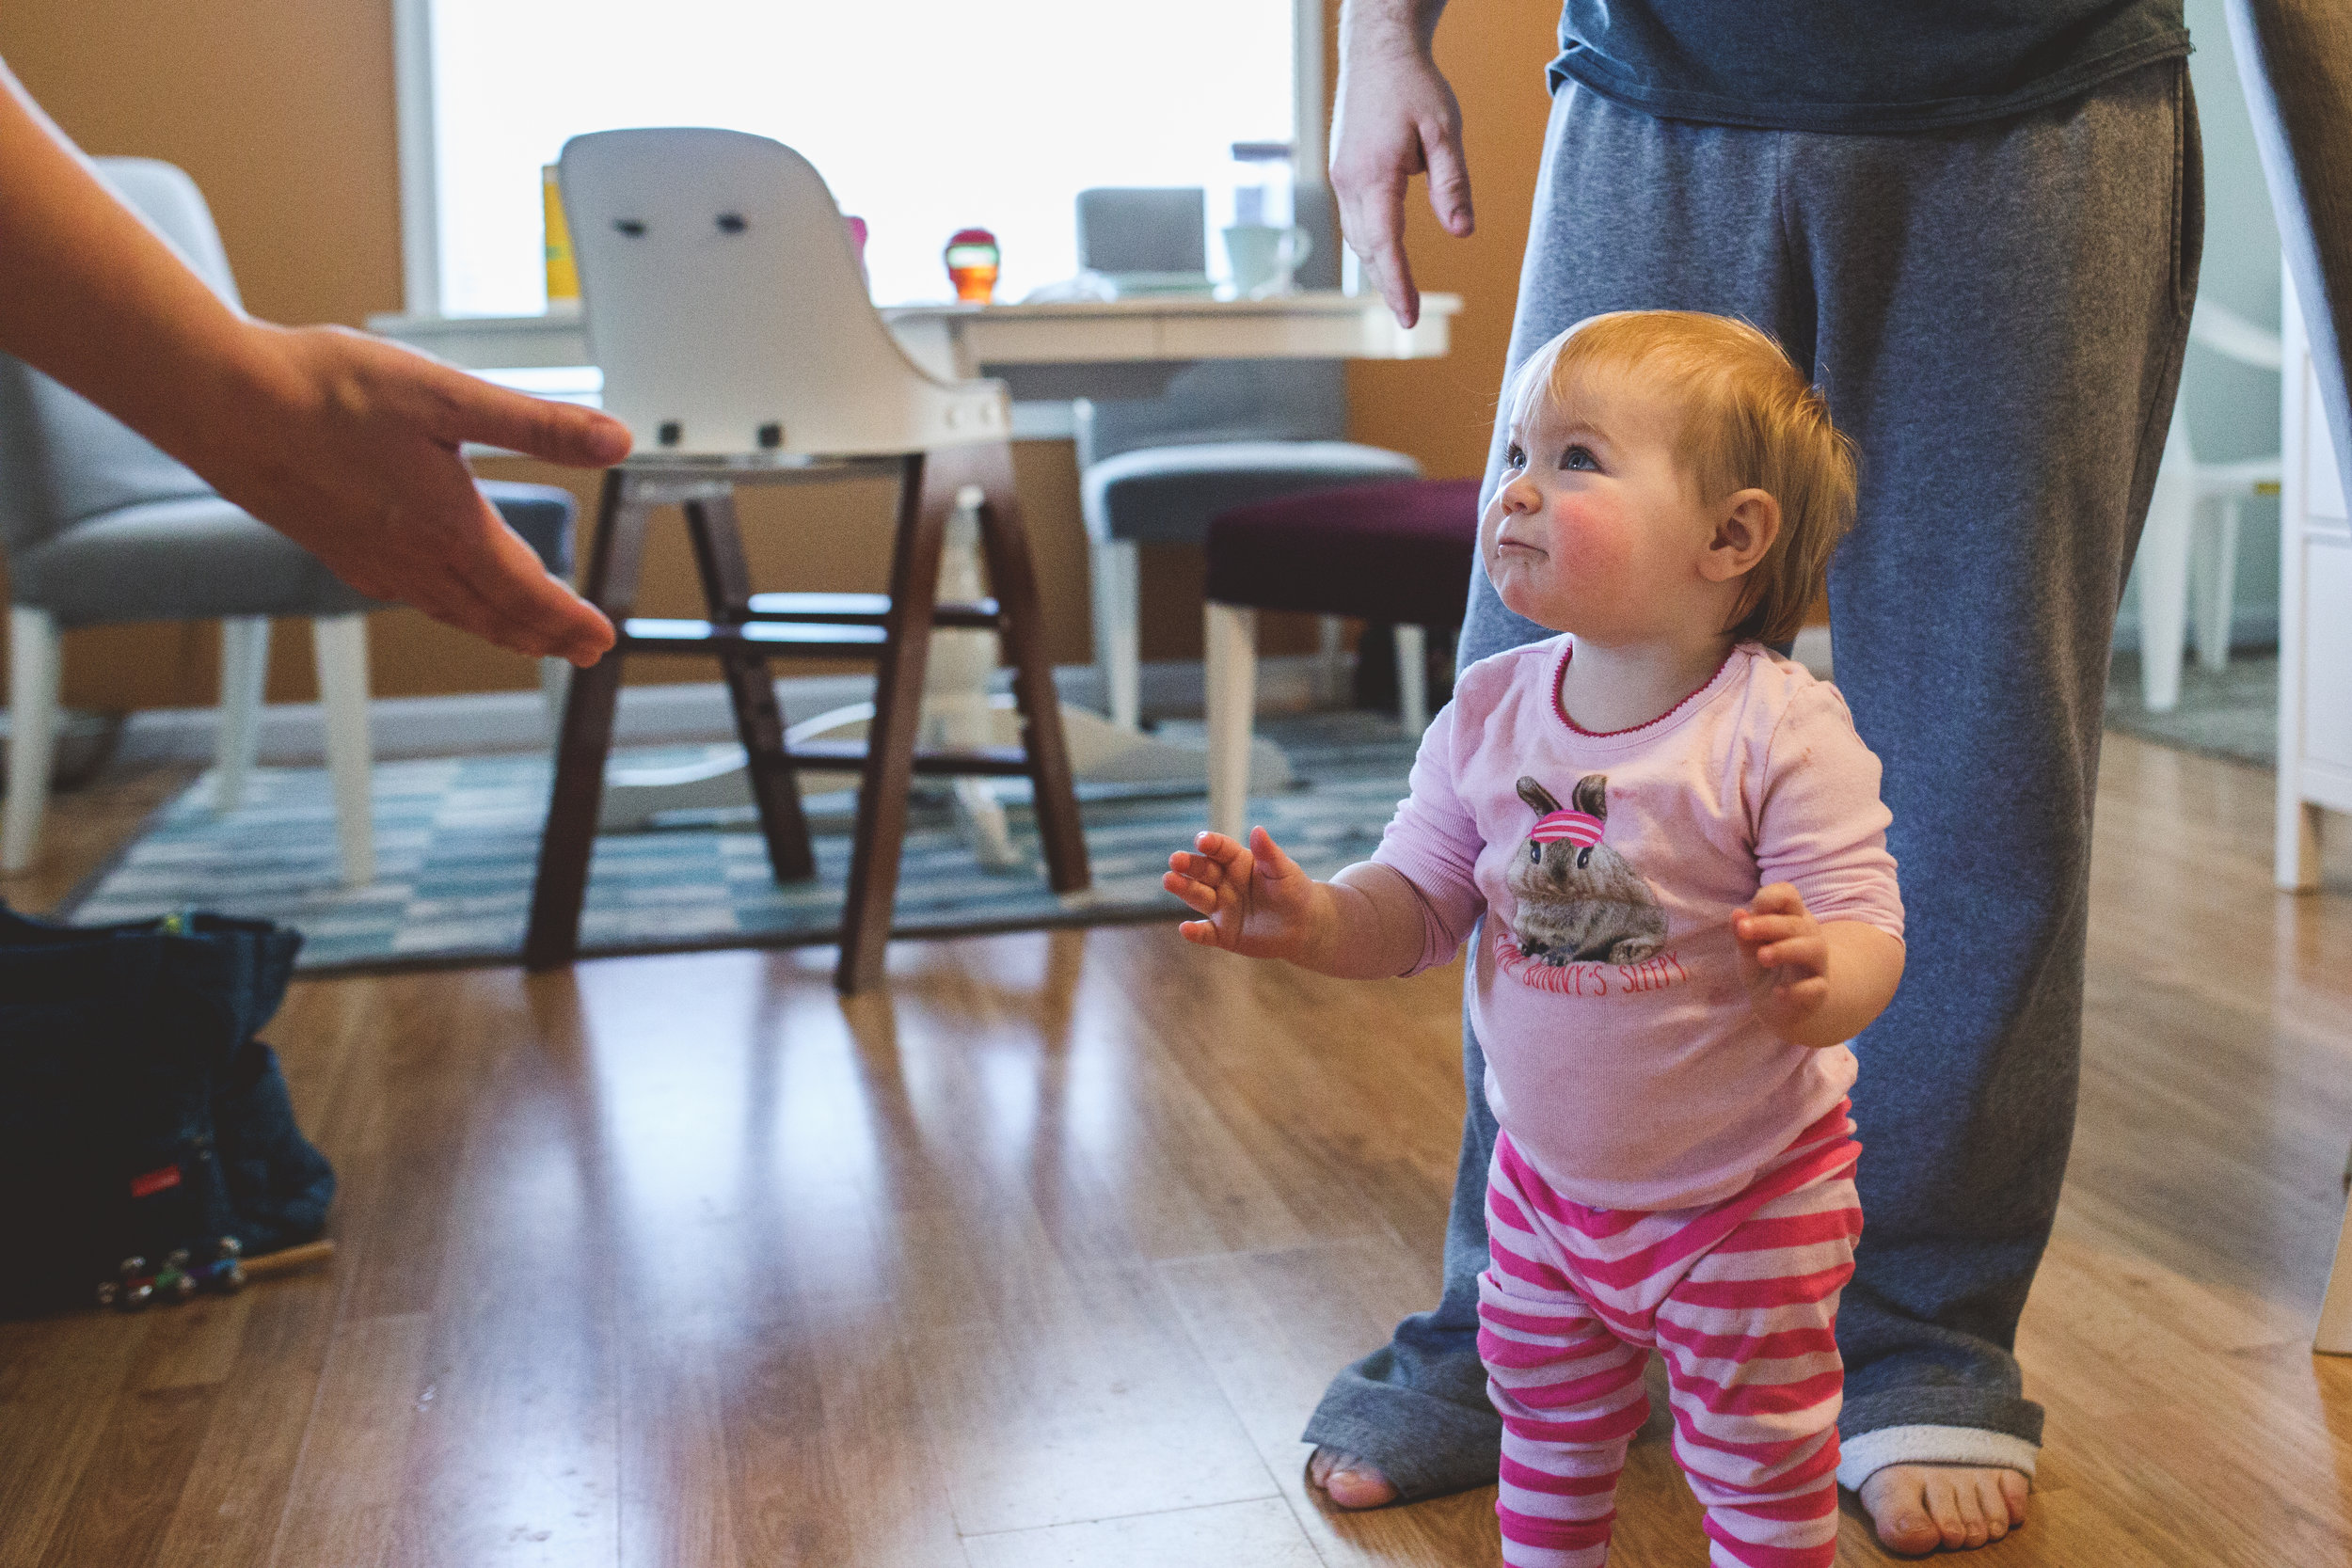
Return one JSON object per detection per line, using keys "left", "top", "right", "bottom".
{"left": 1302, "top": 1386, "right": 1503, "bottom": 1502}
{"left": 1836, "top": 1425, "right": 2040, "bottom": 1492}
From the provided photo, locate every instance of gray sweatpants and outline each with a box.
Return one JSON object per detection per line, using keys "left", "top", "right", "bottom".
{"left": 1305, "top": 59, "right": 2201, "bottom": 1498}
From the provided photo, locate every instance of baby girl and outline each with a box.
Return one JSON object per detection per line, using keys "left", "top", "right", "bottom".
{"left": 1165, "top": 310, "right": 1904, "bottom": 1568}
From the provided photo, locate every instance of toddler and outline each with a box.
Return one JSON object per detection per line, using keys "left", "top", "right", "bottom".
{"left": 1165, "top": 311, "right": 1904, "bottom": 1568}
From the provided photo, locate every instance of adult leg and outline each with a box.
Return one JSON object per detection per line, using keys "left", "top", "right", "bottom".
{"left": 1790, "top": 61, "right": 2201, "bottom": 1543}
{"left": 1309, "top": 1004, "right": 1505, "bottom": 1500}
{"left": 1303, "top": 82, "right": 1806, "bottom": 1501}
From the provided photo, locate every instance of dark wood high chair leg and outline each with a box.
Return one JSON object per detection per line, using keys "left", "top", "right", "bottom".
{"left": 525, "top": 450, "right": 1087, "bottom": 989}
{"left": 684, "top": 491, "right": 817, "bottom": 882}
{"left": 526, "top": 469, "right": 645, "bottom": 970}
{"left": 836, "top": 452, "right": 950, "bottom": 991}
{"left": 965, "top": 443, "right": 1089, "bottom": 894}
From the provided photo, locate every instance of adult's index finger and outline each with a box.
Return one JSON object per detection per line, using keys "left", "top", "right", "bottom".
{"left": 453, "top": 372, "right": 632, "bottom": 468}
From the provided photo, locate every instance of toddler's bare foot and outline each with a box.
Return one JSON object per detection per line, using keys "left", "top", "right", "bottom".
{"left": 1306, "top": 1447, "right": 1401, "bottom": 1510}
{"left": 1858, "top": 1465, "right": 2029, "bottom": 1554}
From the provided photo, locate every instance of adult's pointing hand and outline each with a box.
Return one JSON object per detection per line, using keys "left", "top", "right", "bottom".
{"left": 1328, "top": 0, "right": 1475, "bottom": 329}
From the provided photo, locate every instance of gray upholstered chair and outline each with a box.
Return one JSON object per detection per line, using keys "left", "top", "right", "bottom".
{"left": 1073, "top": 187, "right": 1421, "bottom": 730}
{"left": 0, "top": 156, "right": 579, "bottom": 885}
{"left": 0, "top": 159, "right": 387, "bottom": 881}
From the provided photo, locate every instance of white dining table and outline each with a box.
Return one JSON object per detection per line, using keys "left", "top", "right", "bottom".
{"left": 370, "top": 290, "right": 1463, "bottom": 862}
{"left": 373, "top": 289, "right": 1456, "bottom": 401}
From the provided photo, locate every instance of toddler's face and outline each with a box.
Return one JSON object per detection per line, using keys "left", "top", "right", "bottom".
{"left": 1483, "top": 369, "right": 1715, "bottom": 641}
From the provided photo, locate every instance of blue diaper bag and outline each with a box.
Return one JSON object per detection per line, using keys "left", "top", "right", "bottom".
{"left": 0, "top": 901, "right": 333, "bottom": 1316}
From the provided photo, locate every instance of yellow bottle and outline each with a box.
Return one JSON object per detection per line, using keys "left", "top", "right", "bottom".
{"left": 543, "top": 164, "right": 580, "bottom": 313}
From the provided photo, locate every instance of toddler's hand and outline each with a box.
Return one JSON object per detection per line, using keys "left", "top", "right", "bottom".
{"left": 1164, "top": 827, "right": 1328, "bottom": 962}
{"left": 1734, "top": 883, "right": 1830, "bottom": 1039}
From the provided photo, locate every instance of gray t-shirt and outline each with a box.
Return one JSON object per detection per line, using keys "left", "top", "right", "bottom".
{"left": 1549, "top": 1, "right": 2190, "bottom": 133}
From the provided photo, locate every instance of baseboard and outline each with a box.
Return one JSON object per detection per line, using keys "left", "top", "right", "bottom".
{"left": 69, "top": 612, "right": 2283, "bottom": 768}
{"left": 2112, "top": 608, "right": 2280, "bottom": 653}
{"left": 109, "top": 654, "right": 1338, "bottom": 766}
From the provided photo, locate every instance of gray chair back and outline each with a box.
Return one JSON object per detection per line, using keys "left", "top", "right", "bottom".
{"left": 0, "top": 159, "right": 236, "bottom": 561}
{"left": 1076, "top": 188, "right": 1207, "bottom": 277}
{"left": 1071, "top": 183, "right": 1351, "bottom": 468}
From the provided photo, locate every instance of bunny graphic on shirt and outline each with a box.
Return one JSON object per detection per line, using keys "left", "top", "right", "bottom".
{"left": 1505, "top": 774, "right": 1668, "bottom": 966}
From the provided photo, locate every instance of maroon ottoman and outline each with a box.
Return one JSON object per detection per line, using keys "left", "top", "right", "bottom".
{"left": 1205, "top": 477, "right": 1483, "bottom": 626}
{"left": 1201, "top": 478, "right": 1483, "bottom": 836}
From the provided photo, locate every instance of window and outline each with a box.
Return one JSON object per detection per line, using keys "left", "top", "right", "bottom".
{"left": 406, "top": 0, "right": 1300, "bottom": 317}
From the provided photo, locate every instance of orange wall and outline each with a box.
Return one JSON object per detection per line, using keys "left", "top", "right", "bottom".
{"left": 0, "top": 0, "right": 1560, "bottom": 712}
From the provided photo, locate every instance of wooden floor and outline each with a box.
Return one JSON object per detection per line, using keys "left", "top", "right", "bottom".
{"left": 4, "top": 732, "right": 2352, "bottom": 1567}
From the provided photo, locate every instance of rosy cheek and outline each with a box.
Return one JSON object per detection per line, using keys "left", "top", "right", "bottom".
{"left": 1549, "top": 501, "right": 1636, "bottom": 578}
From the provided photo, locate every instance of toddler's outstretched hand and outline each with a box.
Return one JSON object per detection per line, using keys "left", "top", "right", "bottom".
{"left": 1165, "top": 827, "right": 1329, "bottom": 962}
{"left": 1734, "top": 882, "right": 1830, "bottom": 1037}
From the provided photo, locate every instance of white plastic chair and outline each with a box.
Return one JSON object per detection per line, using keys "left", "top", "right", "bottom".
{"left": 526, "top": 128, "right": 1087, "bottom": 990}
{"left": 2137, "top": 298, "right": 2284, "bottom": 713}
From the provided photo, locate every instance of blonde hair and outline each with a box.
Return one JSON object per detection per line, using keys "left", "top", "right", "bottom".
{"left": 1505, "top": 311, "right": 1858, "bottom": 645}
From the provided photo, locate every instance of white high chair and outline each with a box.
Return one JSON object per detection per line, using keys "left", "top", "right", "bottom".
{"left": 525, "top": 128, "right": 1088, "bottom": 991}
{"left": 2137, "top": 297, "right": 2285, "bottom": 713}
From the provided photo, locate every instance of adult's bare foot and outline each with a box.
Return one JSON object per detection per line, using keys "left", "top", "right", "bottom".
{"left": 1858, "top": 1465, "right": 2029, "bottom": 1555}
{"left": 1306, "top": 1447, "right": 1402, "bottom": 1510}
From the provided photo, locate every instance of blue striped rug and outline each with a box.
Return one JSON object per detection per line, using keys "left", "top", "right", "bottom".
{"left": 63, "top": 715, "right": 1418, "bottom": 973}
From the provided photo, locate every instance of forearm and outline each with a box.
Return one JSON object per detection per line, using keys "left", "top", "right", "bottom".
{"left": 0, "top": 61, "right": 281, "bottom": 464}
{"left": 1293, "top": 862, "right": 1439, "bottom": 979}
{"left": 1787, "top": 923, "right": 1905, "bottom": 1049}
{"left": 1339, "top": 0, "right": 1451, "bottom": 55}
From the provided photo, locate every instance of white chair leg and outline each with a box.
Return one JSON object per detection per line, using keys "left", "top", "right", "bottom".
{"left": 2198, "top": 498, "right": 2241, "bottom": 673}
{"left": 2318, "top": 1183, "right": 2352, "bottom": 1354}
{"left": 1089, "top": 537, "right": 1143, "bottom": 731}
{"left": 1394, "top": 623, "right": 1429, "bottom": 736}
{"left": 214, "top": 616, "right": 271, "bottom": 811}
{"left": 2187, "top": 509, "right": 2218, "bottom": 669}
{"left": 2137, "top": 409, "right": 2195, "bottom": 713}
{"left": 3, "top": 607, "right": 62, "bottom": 874}
{"left": 311, "top": 614, "right": 375, "bottom": 886}
{"left": 539, "top": 657, "right": 572, "bottom": 751}
{"left": 1317, "top": 615, "right": 1347, "bottom": 707}
{"left": 2280, "top": 800, "right": 2324, "bottom": 893}
{"left": 1204, "top": 602, "right": 1257, "bottom": 842}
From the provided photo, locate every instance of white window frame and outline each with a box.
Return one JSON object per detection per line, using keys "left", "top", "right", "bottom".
{"left": 389, "top": 0, "right": 1327, "bottom": 320}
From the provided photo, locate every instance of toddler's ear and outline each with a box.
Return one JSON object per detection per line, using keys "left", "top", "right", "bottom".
{"left": 1702, "top": 489, "right": 1781, "bottom": 581}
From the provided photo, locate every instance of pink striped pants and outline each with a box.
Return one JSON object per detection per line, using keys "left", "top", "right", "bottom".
{"left": 1478, "top": 1103, "right": 1862, "bottom": 1568}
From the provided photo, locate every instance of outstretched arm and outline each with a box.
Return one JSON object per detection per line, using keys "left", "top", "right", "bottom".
{"left": 1330, "top": 0, "right": 1474, "bottom": 327}
{"left": 1733, "top": 883, "right": 1905, "bottom": 1049}
{"left": 0, "top": 60, "right": 631, "bottom": 665}
{"left": 1164, "top": 827, "right": 1433, "bottom": 979}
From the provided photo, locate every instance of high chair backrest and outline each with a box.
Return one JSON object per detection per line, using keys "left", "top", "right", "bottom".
{"left": 0, "top": 159, "right": 238, "bottom": 560}
{"left": 559, "top": 128, "right": 1009, "bottom": 460}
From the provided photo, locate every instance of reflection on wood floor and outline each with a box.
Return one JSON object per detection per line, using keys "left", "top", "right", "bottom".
{"left": 3, "top": 729, "right": 2351, "bottom": 1566}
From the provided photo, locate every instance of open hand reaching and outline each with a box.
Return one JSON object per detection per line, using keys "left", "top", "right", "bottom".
{"left": 1733, "top": 882, "right": 1831, "bottom": 1038}
{"left": 1164, "top": 827, "right": 1331, "bottom": 962}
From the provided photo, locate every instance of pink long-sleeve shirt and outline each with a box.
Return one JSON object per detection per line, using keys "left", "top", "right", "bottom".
{"left": 1372, "top": 636, "right": 1903, "bottom": 1212}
